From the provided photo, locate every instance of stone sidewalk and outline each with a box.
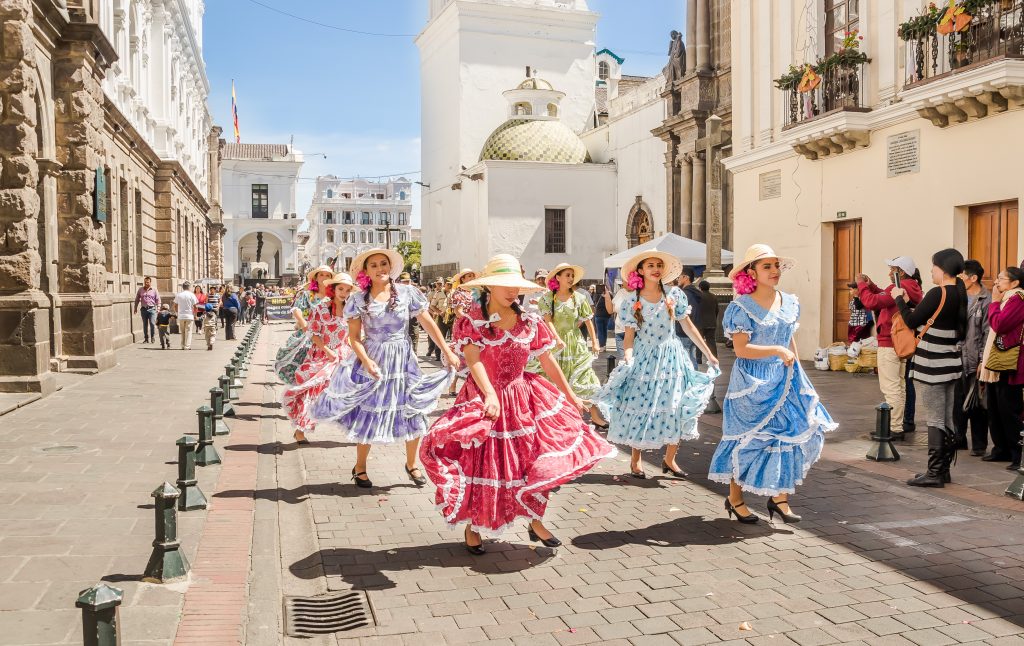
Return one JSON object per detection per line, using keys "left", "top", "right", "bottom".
{"left": 253, "top": 325, "right": 1024, "bottom": 645}
{"left": 0, "top": 324, "right": 253, "bottom": 645}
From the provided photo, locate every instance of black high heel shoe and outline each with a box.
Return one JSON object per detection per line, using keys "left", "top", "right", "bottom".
{"left": 351, "top": 467, "right": 372, "bottom": 489}
{"left": 464, "top": 526, "right": 486, "bottom": 555}
{"left": 767, "top": 498, "right": 802, "bottom": 523}
{"left": 724, "top": 497, "right": 759, "bottom": 524}
{"left": 661, "top": 461, "right": 687, "bottom": 478}
{"left": 526, "top": 524, "right": 562, "bottom": 548}
{"left": 405, "top": 465, "right": 427, "bottom": 487}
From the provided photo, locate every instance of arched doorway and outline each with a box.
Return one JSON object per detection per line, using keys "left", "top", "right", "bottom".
{"left": 238, "top": 231, "right": 283, "bottom": 280}
{"left": 626, "top": 196, "right": 655, "bottom": 247}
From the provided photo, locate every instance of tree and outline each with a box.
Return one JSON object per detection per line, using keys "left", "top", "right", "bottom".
{"left": 395, "top": 240, "right": 421, "bottom": 275}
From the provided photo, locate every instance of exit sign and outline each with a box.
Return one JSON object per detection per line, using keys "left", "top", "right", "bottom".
{"left": 836, "top": 211, "right": 847, "bottom": 219}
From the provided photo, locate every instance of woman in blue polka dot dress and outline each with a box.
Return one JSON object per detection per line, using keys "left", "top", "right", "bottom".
{"left": 591, "top": 251, "right": 720, "bottom": 478}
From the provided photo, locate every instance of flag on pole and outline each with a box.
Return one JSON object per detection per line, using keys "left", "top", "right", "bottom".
{"left": 232, "top": 81, "right": 240, "bottom": 143}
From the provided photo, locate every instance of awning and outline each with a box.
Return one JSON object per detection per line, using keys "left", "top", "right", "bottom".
{"left": 603, "top": 233, "right": 734, "bottom": 268}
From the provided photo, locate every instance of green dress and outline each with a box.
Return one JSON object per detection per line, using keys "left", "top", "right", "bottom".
{"left": 527, "top": 291, "right": 601, "bottom": 398}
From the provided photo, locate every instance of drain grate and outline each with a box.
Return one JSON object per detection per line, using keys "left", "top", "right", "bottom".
{"left": 284, "top": 591, "right": 375, "bottom": 636}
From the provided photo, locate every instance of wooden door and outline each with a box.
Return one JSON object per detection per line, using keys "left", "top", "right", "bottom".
{"left": 833, "top": 219, "right": 862, "bottom": 342}
{"left": 969, "top": 200, "right": 1019, "bottom": 290}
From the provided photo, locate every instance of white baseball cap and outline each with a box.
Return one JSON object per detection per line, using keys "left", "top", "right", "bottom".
{"left": 886, "top": 256, "right": 917, "bottom": 276}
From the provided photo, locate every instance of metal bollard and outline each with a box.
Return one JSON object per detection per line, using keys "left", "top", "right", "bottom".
{"left": 1005, "top": 431, "right": 1024, "bottom": 500}
{"left": 142, "top": 482, "right": 190, "bottom": 583}
{"left": 219, "top": 375, "right": 236, "bottom": 417}
{"left": 194, "top": 406, "right": 221, "bottom": 467}
{"left": 224, "top": 365, "right": 240, "bottom": 400}
{"left": 175, "top": 436, "right": 208, "bottom": 511}
{"left": 76, "top": 583, "right": 123, "bottom": 646}
{"left": 866, "top": 403, "right": 900, "bottom": 461}
{"left": 209, "top": 387, "right": 230, "bottom": 436}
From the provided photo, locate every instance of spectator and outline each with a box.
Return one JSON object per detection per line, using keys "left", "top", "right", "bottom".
{"left": 207, "top": 286, "right": 222, "bottom": 328}
{"left": 222, "top": 285, "right": 241, "bottom": 340}
{"left": 203, "top": 303, "right": 218, "bottom": 350}
{"left": 193, "top": 285, "right": 207, "bottom": 334}
{"left": 133, "top": 276, "right": 161, "bottom": 343}
{"left": 426, "top": 279, "right": 447, "bottom": 361}
{"left": 245, "top": 290, "right": 257, "bottom": 323}
{"left": 675, "top": 267, "right": 703, "bottom": 364}
{"left": 593, "top": 284, "right": 611, "bottom": 352}
{"left": 606, "top": 279, "right": 630, "bottom": 361}
{"left": 697, "top": 280, "right": 719, "bottom": 362}
{"left": 156, "top": 304, "right": 173, "bottom": 349}
{"left": 173, "top": 281, "right": 198, "bottom": 350}
{"left": 846, "top": 283, "right": 873, "bottom": 343}
{"left": 981, "top": 266, "right": 1024, "bottom": 468}
{"left": 255, "top": 283, "right": 268, "bottom": 323}
{"left": 956, "top": 260, "right": 991, "bottom": 456}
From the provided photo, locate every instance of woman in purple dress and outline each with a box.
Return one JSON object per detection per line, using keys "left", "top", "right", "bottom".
{"left": 313, "top": 248, "right": 458, "bottom": 489}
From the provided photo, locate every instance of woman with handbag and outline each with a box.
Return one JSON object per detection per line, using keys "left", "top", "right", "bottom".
{"left": 892, "top": 249, "right": 968, "bottom": 488}
{"left": 980, "top": 267, "right": 1024, "bottom": 469}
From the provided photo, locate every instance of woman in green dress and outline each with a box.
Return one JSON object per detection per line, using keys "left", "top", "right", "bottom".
{"left": 532, "top": 262, "right": 602, "bottom": 398}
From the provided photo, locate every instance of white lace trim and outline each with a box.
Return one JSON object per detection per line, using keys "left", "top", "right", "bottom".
{"left": 464, "top": 476, "right": 527, "bottom": 488}
{"left": 732, "top": 293, "right": 799, "bottom": 326}
{"left": 726, "top": 377, "right": 766, "bottom": 399}
{"left": 528, "top": 338, "right": 558, "bottom": 360}
{"left": 428, "top": 394, "right": 567, "bottom": 444}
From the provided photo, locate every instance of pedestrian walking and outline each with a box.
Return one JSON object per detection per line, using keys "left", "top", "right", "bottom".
{"left": 274, "top": 266, "right": 334, "bottom": 385}
{"left": 709, "top": 244, "right": 836, "bottom": 523}
{"left": 591, "top": 251, "right": 719, "bottom": 479}
{"left": 956, "top": 260, "right": 991, "bottom": 456}
{"left": 203, "top": 303, "right": 217, "bottom": 350}
{"left": 133, "top": 276, "right": 161, "bottom": 343}
{"left": 283, "top": 273, "right": 356, "bottom": 444}
{"left": 192, "top": 286, "right": 207, "bottom": 334}
{"left": 173, "top": 281, "right": 198, "bottom": 350}
{"left": 697, "top": 280, "right": 719, "bottom": 362}
{"left": 856, "top": 257, "right": 924, "bottom": 440}
{"left": 529, "top": 263, "right": 602, "bottom": 399}
{"left": 894, "top": 249, "right": 968, "bottom": 487}
{"left": 419, "top": 254, "right": 616, "bottom": 553}
{"left": 980, "top": 266, "right": 1024, "bottom": 468}
{"left": 221, "top": 286, "right": 241, "bottom": 340}
{"left": 156, "top": 304, "right": 173, "bottom": 349}
{"left": 593, "top": 284, "right": 611, "bottom": 351}
{"left": 312, "top": 248, "right": 457, "bottom": 489}
{"left": 207, "top": 287, "right": 222, "bottom": 328}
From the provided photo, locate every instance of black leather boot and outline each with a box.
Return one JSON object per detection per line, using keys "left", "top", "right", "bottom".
{"left": 908, "top": 427, "right": 945, "bottom": 487}
{"left": 940, "top": 427, "right": 957, "bottom": 483}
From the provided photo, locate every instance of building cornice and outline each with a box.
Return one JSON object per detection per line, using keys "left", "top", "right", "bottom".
{"left": 157, "top": 159, "right": 211, "bottom": 213}
{"left": 167, "top": 0, "right": 210, "bottom": 93}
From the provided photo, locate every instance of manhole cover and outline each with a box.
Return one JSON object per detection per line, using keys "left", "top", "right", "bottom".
{"left": 41, "top": 445, "right": 80, "bottom": 454}
{"left": 284, "top": 591, "right": 375, "bottom": 636}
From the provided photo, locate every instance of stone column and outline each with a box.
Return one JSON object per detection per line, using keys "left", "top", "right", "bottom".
{"left": 691, "top": 153, "right": 706, "bottom": 243}
{"left": 663, "top": 146, "right": 678, "bottom": 242}
{"left": 696, "top": 0, "right": 711, "bottom": 73}
{"left": 685, "top": 0, "right": 697, "bottom": 74}
{"left": 680, "top": 152, "right": 693, "bottom": 239}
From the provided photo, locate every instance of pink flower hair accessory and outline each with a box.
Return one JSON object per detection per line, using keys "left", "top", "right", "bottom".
{"left": 355, "top": 271, "right": 372, "bottom": 291}
{"left": 626, "top": 271, "right": 644, "bottom": 290}
{"left": 733, "top": 271, "right": 757, "bottom": 295}
{"left": 546, "top": 277, "right": 560, "bottom": 291}
{"left": 308, "top": 280, "right": 319, "bottom": 292}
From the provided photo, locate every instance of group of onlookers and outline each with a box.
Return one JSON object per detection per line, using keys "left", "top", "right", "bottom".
{"left": 855, "top": 250, "right": 1024, "bottom": 487}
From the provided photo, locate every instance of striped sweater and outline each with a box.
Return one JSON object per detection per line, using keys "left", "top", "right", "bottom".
{"left": 896, "top": 285, "right": 966, "bottom": 384}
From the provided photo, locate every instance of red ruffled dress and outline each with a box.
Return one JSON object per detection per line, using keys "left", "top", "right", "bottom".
{"left": 420, "top": 305, "right": 616, "bottom": 536}
{"left": 283, "top": 301, "right": 352, "bottom": 433}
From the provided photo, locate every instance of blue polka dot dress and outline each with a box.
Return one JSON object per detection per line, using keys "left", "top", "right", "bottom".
{"left": 593, "top": 287, "right": 719, "bottom": 449}
{"left": 708, "top": 292, "right": 837, "bottom": 496}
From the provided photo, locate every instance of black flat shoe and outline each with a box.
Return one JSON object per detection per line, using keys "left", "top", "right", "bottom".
{"left": 351, "top": 467, "right": 373, "bottom": 489}
{"left": 1007, "top": 463, "right": 1021, "bottom": 471}
{"left": 970, "top": 449, "right": 986, "bottom": 457}
{"left": 464, "top": 526, "right": 485, "bottom": 555}
{"left": 724, "top": 497, "right": 759, "bottom": 524}
{"left": 982, "top": 452, "right": 1012, "bottom": 462}
{"left": 661, "top": 461, "right": 687, "bottom": 478}
{"left": 405, "top": 465, "right": 427, "bottom": 486}
{"left": 767, "top": 498, "right": 802, "bottom": 523}
{"left": 527, "top": 525, "right": 562, "bottom": 548}
{"left": 628, "top": 469, "right": 646, "bottom": 479}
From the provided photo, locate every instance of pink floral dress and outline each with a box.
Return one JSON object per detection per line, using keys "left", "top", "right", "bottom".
{"left": 282, "top": 301, "right": 352, "bottom": 433}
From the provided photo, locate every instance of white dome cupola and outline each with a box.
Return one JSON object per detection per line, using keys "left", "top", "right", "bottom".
{"left": 502, "top": 67, "right": 566, "bottom": 120}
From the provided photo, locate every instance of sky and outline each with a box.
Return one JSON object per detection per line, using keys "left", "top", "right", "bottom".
{"left": 203, "top": 0, "right": 686, "bottom": 226}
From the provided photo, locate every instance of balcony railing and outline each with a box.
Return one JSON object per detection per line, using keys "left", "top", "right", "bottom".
{"left": 782, "top": 63, "right": 869, "bottom": 128}
{"left": 904, "top": 0, "right": 1024, "bottom": 87}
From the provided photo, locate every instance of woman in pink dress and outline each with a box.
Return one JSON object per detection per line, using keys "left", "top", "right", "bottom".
{"left": 420, "top": 255, "right": 616, "bottom": 554}
{"left": 283, "top": 273, "right": 355, "bottom": 444}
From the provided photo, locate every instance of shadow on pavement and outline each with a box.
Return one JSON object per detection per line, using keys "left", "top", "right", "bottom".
{"left": 223, "top": 440, "right": 354, "bottom": 453}
{"left": 215, "top": 481, "right": 420, "bottom": 504}
{"left": 572, "top": 515, "right": 783, "bottom": 549}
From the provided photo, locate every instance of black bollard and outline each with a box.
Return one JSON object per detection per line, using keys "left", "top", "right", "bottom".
{"left": 219, "top": 376, "right": 236, "bottom": 417}
{"left": 209, "top": 387, "right": 230, "bottom": 436}
{"left": 142, "top": 482, "right": 190, "bottom": 583}
{"left": 866, "top": 403, "right": 900, "bottom": 461}
{"left": 606, "top": 356, "right": 616, "bottom": 375}
{"left": 194, "top": 406, "right": 221, "bottom": 467}
{"left": 76, "top": 583, "right": 123, "bottom": 646}
{"left": 1005, "top": 431, "right": 1024, "bottom": 500}
{"left": 175, "top": 436, "right": 208, "bottom": 511}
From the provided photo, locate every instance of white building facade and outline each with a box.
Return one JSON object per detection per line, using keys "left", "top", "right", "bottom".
{"left": 304, "top": 177, "right": 416, "bottom": 273}
{"left": 220, "top": 143, "right": 304, "bottom": 284}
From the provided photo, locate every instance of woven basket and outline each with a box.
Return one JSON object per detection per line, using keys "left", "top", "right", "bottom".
{"left": 829, "top": 353, "right": 847, "bottom": 371}
{"left": 844, "top": 360, "right": 870, "bottom": 373}
{"left": 857, "top": 349, "right": 878, "bottom": 369}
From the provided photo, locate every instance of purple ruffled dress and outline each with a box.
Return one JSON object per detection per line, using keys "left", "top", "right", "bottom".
{"left": 312, "top": 283, "right": 453, "bottom": 444}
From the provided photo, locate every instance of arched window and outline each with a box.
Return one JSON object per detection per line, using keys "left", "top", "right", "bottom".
{"left": 341, "top": 231, "right": 348, "bottom": 243}
{"left": 547, "top": 103, "right": 558, "bottom": 117}
{"left": 598, "top": 60, "right": 610, "bottom": 80}
{"left": 399, "top": 190, "right": 406, "bottom": 200}
{"left": 326, "top": 188, "right": 333, "bottom": 198}
{"left": 360, "top": 230, "right": 367, "bottom": 243}
{"left": 326, "top": 229, "right": 334, "bottom": 243}
{"left": 513, "top": 102, "right": 532, "bottom": 116}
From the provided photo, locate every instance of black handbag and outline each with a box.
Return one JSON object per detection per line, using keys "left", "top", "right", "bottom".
{"left": 963, "top": 377, "right": 984, "bottom": 412}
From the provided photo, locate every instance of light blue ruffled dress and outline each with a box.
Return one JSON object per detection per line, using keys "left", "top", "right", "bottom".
{"left": 593, "top": 286, "right": 719, "bottom": 449}
{"left": 708, "top": 292, "right": 837, "bottom": 496}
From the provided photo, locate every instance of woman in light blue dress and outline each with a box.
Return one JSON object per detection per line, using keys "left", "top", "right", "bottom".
{"left": 592, "top": 251, "right": 719, "bottom": 478}
{"left": 708, "top": 245, "right": 837, "bottom": 524}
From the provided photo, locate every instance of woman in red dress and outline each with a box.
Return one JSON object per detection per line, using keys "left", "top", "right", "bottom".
{"left": 420, "top": 254, "right": 616, "bottom": 554}
{"left": 283, "top": 273, "right": 355, "bottom": 444}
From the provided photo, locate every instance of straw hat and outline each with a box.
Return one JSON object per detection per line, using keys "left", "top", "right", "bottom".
{"left": 306, "top": 264, "right": 334, "bottom": 283}
{"left": 453, "top": 268, "right": 477, "bottom": 287}
{"left": 548, "top": 262, "right": 585, "bottom": 286}
{"left": 460, "top": 254, "right": 545, "bottom": 294}
{"left": 728, "top": 244, "right": 797, "bottom": 279}
{"left": 348, "top": 248, "right": 404, "bottom": 281}
{"left": 323, "top": 272, "right": 356, "bottom": 288}
{"left": 620, "top": 250, "right": 683, "bottom": 285}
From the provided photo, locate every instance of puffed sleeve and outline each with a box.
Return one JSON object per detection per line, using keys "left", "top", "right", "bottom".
{"left": 722, "top": 300, "right": 755, "bottom": 339}
{"left": 529, "top": 314, "right": 558, "bottom": 357}
{"left": 617, "top": 291, "right": 639, "bottom": 330}
{"left": 576, "top": 293, "right": 594, "bottom": 323}
{"left": 343, "top": 292, "right": 366, "bottom": 319}
{"left": 669, "top": 286, "right": 692, "bottom": 319}
{"left": 405, "top": 285, "right": 428, "bottom": 316}
{"left": 452, "top": 306, "right": 485, "bottom": 355}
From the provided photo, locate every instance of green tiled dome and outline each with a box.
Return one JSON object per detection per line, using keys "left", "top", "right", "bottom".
{"left": 479, "top": 119, "right": 591, "bottom": 164}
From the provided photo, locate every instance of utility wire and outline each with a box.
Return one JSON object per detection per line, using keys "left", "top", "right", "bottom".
{"left": 243, "top": 0, "right": 417, "bottom": 37}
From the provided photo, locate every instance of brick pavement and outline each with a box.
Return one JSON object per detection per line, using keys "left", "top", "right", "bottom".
{"left": 0, "top": 324, "right": 252, "bottom": 645}
{"left": 260, "top": 326, "right": 1024, "bottom": 645}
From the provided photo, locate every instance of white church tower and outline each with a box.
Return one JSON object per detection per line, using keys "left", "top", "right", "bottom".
{"left": 416, "top": 0, "right": 599, "bottom": 276}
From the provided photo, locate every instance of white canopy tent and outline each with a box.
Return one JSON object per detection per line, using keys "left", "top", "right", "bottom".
{"left": 603, "top": 233, "right": 734, "bottom": 269}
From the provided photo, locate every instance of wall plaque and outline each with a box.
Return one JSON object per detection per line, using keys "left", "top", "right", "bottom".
{"left": 759, "top": 170, "right": 782, "bottom": 200}
{"left": 887, "top": 130, "right": 920, "bottom": 178}
{"left": 94, "top": 167, "right": 108, "bottom": 222}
